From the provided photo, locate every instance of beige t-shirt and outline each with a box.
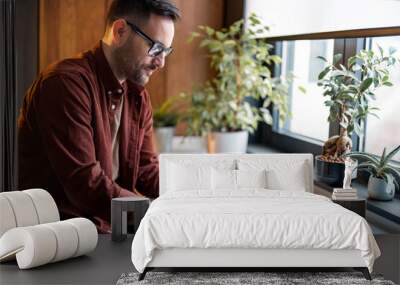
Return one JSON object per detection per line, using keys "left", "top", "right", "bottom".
{"left": 111, "top": 96, "right": 124, "bottom": 181}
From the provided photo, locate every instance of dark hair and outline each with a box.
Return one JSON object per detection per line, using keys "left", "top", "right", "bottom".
{"left": 106, "top": 0, "right": 180, "bottom": 28}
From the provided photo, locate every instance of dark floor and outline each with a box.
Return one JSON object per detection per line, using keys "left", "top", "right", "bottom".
{"left": 374, "top": 234, "right": 400, "bottom": 284}
{"left": 0, "top": 234, "right": 399, "bottom": 285}
{"left": 0, "top": 235, "right": 134, "bottom": 285}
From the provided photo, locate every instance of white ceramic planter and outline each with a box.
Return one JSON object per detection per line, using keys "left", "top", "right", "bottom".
{"left": 154, "top": 127, "right": 175, "bottom": 153}
{"left": 172, "top": 136, "right": 207, "bottom": 153}
{"left": 212, "top": 131, "right": 249, "bottom": 153}
{"left": 368, "top": 176, "right": 395, "bottom": 201}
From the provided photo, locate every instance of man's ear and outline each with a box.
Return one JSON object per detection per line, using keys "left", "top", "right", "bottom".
{"left": 111, "top": 19, "right": 130, "bottom": 46}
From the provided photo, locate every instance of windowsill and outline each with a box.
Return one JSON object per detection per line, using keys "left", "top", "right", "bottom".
{"left": 248, "top": 143, "right": 400, "bottom": 228}
{"left": 274, "top": 129, "right": 325, "bottom": 147}
{"left": 247, "top": 143, "right": 281, "bottom": 154}
{"left": 315, "top": 180, "right": 400, "bottom": 225}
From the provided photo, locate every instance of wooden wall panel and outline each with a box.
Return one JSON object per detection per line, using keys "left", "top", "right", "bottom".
{"left": 39, "top": 0, "right": 109, "bottom": 71}
{"left": 146, "top": 0, "right": 225, "bottom": 107}
{"left": 39, "top": 0, "right": 225, "bottom": 109}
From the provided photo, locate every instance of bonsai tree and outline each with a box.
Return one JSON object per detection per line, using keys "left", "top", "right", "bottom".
{"left": 344, "top": 145, "right": 400, "bottom": 200}
{"left": 181, "top": 13, "right": 293, "bottom": 136}
{"left": 317, "top": 48, "right": 398, "bottom": 162}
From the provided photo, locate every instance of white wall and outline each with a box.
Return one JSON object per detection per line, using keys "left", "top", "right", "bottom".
{"left": 245, "top": 0, "right": 400, "bottom": 37}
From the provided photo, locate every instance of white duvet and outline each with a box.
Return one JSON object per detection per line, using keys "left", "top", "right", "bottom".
{"left": 131, "top": 190, "right": 380, "bottom": 273}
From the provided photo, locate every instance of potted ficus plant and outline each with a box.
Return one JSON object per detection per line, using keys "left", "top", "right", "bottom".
{"left": 153, "top": 94, "right": 184, "bottom": 153}
{"left": 315, "top": 47, "right": 398, "bottom": 186}
{"left": 181, "top": 13, "right": 293, "bottom": 153}
{"left": 344, "top": 146, "right": 400, "bottom": 201}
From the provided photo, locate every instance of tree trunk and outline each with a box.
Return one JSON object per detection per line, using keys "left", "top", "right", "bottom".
{"left": 322, "top": 128, "right": 352, "bottom": 162}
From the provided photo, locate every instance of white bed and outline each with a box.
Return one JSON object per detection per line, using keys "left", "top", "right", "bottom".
{"left": 131, "top": 154, "right": 380, "bottom": 280}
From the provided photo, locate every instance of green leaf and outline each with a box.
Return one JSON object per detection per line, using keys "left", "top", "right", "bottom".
{"left": 382, "top": 145, "right": 400, "bottom": 166}
{"left": 187, "top": 31, "right": 201, "bottom": 43}
{"left": 216, "top": 31, "right": 226, "bottom": 40}
{"left": 382, "top": 166, "right": 400, "bottom": 181}
{"left": 369, "top": 113, "right": 380, "bottom": 119}
{"left": 228, "top": 101, "right": 237, "bottom": 110}
{"left": 223, "top": 39, "right": 236, "bottom": 47}
{"left": 317, "top": 56, "right": 327, "bottom": 62}
{"left": 359, "top": 78, "right": 373, "bottom": 93}
{"left": 389, "top": 46, "right": 397, "bottom": 55}
{"left": 353, "top": 122, "right": 363, "bottom": 136}
{"left": 379, "top": 147, "right": 387, "bottom": 167}
{"left": 205, "top": 26, "right": 215, "bottom": 36}
{"left": 380, "top": 172, "right": 393, "bottom": 184}
{"left": 298, "top": 86, "right": 307, "bottom": 94}
{"left": 249, "top": 14, "right": 261, "bottom": 25}
{"left": 348, "top": 56, "right": 357, "bottom": 67}
{"left": 378, "top": 45, "right": 384, "bottom": 57}
{"left": 318, "top": 66, "right": 331, "bottom": 80}
{"left": 333, "top": 53, "right": 343, "bottom": 65}
{"left": 357, "top": 161, "right": 378, "bottom": 171}
{"left": 386, "top": 169, "right": 400, "bottom": 189}
{"left": 207, "top": 41, "right": 222, "bottom": 52}
{"left": 199, "top": 39, "right": 210, "bottom": 48}
{"left": 269, "top": 55, "right": 282, "bottom": 64}
{"left": 344, "top": 151, "right": 380, "bottom": 166}
{"left": 260, "top": 108, "right": 273, "bottom": 125}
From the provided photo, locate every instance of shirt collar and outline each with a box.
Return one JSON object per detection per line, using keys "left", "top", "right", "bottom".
{"left": 93, "top": 41, "right": 145, "bottom": 96}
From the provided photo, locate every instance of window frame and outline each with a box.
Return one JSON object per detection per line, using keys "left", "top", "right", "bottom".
{"left": 254, "top": 37, "right": 365, "bottom": 156}
{"left": 253, "top": 31, "right": 400, "bottom": 196}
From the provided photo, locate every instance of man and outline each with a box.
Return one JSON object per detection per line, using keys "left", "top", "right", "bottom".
{"left": 17, "top": 0, "right": 180, "bottom": 233}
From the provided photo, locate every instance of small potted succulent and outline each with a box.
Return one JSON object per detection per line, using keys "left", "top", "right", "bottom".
{"left": 181, "top": 13, "right": 292, "bottom": 153}
{"left": 315, "top": 47, "right": 398, "bottom": 186}
{"left": 153, "top": 94, "right": 184, "bottom": 153}
{"left": 345, "top": 145, "right": 400, "bottom": 201}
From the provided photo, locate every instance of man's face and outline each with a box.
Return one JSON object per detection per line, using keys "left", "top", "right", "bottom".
{"left": 114, "top": 14, "right": 175, "bottom": 86}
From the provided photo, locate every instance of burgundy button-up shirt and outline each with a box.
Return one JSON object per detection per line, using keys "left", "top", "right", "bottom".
{"left": 18, "top": 42, "right": 159, "bottom": 233}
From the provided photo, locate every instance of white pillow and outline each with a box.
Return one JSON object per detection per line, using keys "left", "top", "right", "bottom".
{"left": 236, "top": 169, "right": 267, "bottom": 189}
{"left": 212, "top": 168, "right": 237, "bottom": 191}
{"left": 167, "top": 162, "right": 212, "bottom": 191}
{"left": 237, "top": 159, "right": 309, "bottom": 191}
{"left": 266, "top": 166, "right": 307, "bottom": 191}
{"left": 211, "top": 169, "right": 268, "bottom": 191}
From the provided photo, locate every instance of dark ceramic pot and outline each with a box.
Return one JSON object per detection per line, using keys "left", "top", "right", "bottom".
{"left": 314, "top": 155, "right": 345, "bottom": 187}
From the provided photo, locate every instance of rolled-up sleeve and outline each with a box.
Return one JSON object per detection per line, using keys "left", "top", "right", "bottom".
{"left": 34, "top": 74, "right": 128, "bottom": 221}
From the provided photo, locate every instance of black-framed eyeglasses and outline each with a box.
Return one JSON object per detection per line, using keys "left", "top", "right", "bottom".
{"left": 125, "top": 20, "right": 173, "bottom": 57}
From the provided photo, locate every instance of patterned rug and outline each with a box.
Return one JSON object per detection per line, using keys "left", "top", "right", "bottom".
{"left": 116, "top": 271, "right": 395, "bottom": 285}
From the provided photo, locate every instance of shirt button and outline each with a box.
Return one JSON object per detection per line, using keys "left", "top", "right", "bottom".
{"left": 107, "top": 91, "right": 112, "bottom": 95}
{"left": 117, "top": 89, "right": 123, "bottom": 94}
{"left": 111, "top": 104, "right": 116, "bottom": 110}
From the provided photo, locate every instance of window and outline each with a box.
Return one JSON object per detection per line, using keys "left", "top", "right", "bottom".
{"left": 364, "top": 36, "right": 400, "bottom": 161}
{"left": 279, "top": 40, "right": 333, "bottom": 142}
{"left": 256, "top": 35, "right": 400, "bottom": 163}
